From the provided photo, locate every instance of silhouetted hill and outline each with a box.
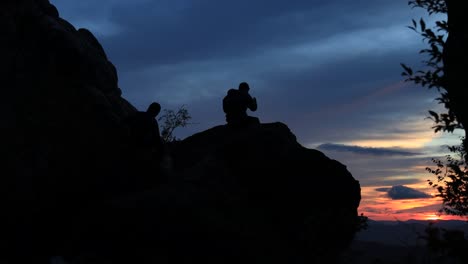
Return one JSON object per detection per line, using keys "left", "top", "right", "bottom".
{"left": 1, "top": 1, "right": 361, "bottom": 263}
{"left": 340, "top": 240, "right": 428, "bottom": 264}
{"left": 339, "top": 220, "right": 468, "bottom": 264}
{"left": 356, "top": 219, "right": 468, "bottom": 246}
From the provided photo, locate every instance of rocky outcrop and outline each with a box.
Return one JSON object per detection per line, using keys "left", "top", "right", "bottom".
{"left": 169, "top": 123, "right": 361, "bottom": 262}
{"left": 0, "top": 1, "right": 361, "bottom": 263}
{"left": 65, "top": 123, "right": 360, "bottom": 264}
{"left": 1, "top": 0, "right": 140, "bottom": 261}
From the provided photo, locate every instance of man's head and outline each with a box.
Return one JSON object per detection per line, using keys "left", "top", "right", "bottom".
{"left": 238, "top": 82, "right": 250, "bottom": 92}
{"left": 147, "top": 102, "right": 161, "bottom": 117}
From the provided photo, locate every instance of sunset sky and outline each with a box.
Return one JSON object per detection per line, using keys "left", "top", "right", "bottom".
{"left": 53, "top": 0, "right": 465, "bottom": 221}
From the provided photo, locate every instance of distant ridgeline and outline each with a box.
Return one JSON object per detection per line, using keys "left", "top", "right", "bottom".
{"left": 0, "top": 1, "right": 361, "bottom": 263}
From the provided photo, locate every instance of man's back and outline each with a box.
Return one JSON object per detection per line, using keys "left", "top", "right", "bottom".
{"left": 125, "top": 111, "right": 162, "bottom": 149}
{"left": 223, "top": 89, "right": 244, "bottom": 114}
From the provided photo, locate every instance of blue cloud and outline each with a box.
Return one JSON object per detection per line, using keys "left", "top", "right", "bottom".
{"left": 317, "top": 143, "right": 421, "bottom": 156}
{"left": 376, "top": 185, "right": 432, "bottom": 200}
{"left": 54, "top": 0, "right": 420, "bottom": 72}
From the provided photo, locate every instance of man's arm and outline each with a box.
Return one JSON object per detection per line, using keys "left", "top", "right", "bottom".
{"left": 248, "top": 97, "right": 257, "bottom": 112}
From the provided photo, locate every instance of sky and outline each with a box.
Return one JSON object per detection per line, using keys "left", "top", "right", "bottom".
{"left": 52, "top": 0, "right": 466, "bottom": 221}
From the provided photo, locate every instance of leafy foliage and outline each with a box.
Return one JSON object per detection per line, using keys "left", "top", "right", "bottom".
{"left": 401, "top": 0, "right": 460, "bottom": 134}
{"left": 403, "top": 0, "right": 468, "bottom": 217}
{"left": 355, "top": 213, "right": 369, "bottom": 232}
{"left": 418, "top": 222, "right": 468, "bottom": 263}
{"left": 408, "top": 0, "right": 447, "bottom": 14}
{"left": 427, "top": 143, "right": 468, "bottom": 216}
{"left": 158, "top": 105, "right": 192, "bottom": 143}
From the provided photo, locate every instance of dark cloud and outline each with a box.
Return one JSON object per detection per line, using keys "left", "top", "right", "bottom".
{"left": 54, "top": 0, "right": 422, "bottom": 72}
{"left": 317, "top": 143, "right": 421, "bottom": 156}
{"left": 359, "top": 207, "right": 392, "bottom": 214}
{"left": 370, "top": 178, "right": 422, "bottom": 187}
{"left": 376, "top": 187, "right": 391, "bottom": 192}
{"left": 103, "top": 0, "right": 334, "bottom": 71}
{"left": 316, "top": 147, "right": 435, "bottom": 187}
{"left": 108, "top": 0, "right": 412, "bottom": 72}
{"left": 377, "top": 185, "right": 432, "bottom": 200}
{"left": 395, "top": 203, "right": 443, "bottom": 214}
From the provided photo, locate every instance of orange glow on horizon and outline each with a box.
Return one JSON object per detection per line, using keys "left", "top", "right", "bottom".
{"left": 358, "top": 186, "right": 467, "bottom": 221}
{"left": 424, "top": 214, "right": 441, "bottom": 221}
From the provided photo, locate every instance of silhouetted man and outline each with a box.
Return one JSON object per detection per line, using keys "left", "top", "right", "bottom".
{"left": 223, "top": 82, "right": 258, "bottom": 127}
{"left": 125, "top": 102, "right": 164, "bottom": 163}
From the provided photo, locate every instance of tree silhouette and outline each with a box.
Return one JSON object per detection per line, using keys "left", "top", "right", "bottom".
{"left": 400, "top": 1, "right": 453, "bottom": 133}
{"left": 158, "top": 105, "right": 192, "bottom": 143}
{"left": 418, "top": 222, "right": 468, "bottom": 263}
{"left": 402, "top": 0, "right": 468, "bottom": 216}
{"left": 426, "top": 145, "right": 468, "bottom": 216}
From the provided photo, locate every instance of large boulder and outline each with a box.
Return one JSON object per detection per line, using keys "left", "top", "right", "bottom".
{"left": 0, "top": 0, "right": 141, "bottom": 261}
{"left": 66, "top": 123, "right": 361, "bottom": 263}
{"left": 168, "top": 122, "right": 362, "bottom": 263}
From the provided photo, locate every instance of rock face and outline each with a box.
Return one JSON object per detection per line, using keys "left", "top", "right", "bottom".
{"left": 66, "top": 123, "right": 360, "bottom": 263}
{"left": 0, "top": 1, "right": 361, "bottom": 263}
{"left": 1, "top": 0, "right": 139, "bottom": 261}
{"left": 169, "top": 123, "right": 361, "bottom": 263}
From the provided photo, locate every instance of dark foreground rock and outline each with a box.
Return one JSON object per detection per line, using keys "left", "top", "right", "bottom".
{"left": 170, "top": 123, "right": 361, "bottom": 263}
{"left": 0, "top": 1, "right": 361, "bottom": 263}
{"left": 66, "top": 123, "right": 360, "bottom": 264}
{"left": 1, "top": 0, "right": 142, "bottom": 261}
